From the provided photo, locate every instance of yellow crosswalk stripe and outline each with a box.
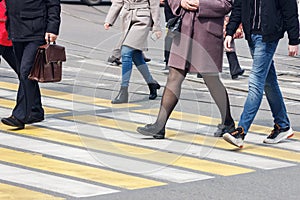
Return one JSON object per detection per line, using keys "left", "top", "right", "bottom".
{"left": 134, "top": 108, "right": 300, "bottom": 140}
{"left": 0, "top": 81, "right": 139, "bottom": 109}
{"left": 0, "top": 145, "right": 165, "bottom": 190}
{"left": 69, "top": 114, "right": 300, "bottom": 163}
{"left": 61, "top": 116, "right": 253, "bottom": 176}
{"left": 1, "top": 123, "right": 253, "bottom": 176}
{"left": 0, "top": 98, "right": 66, "bottom": 114}
{"left": 0, "top": 183, "right": 64, "bottom": 200}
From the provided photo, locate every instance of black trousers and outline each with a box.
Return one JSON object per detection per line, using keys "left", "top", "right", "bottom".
{"left": 12, "top": 40, "right": 45, "bottom": 123}
{"left": 0, "top": 45, "right": 17, "bottom": 73}
{"left": 226, "top": 51, "right": 242, "bottom": 76}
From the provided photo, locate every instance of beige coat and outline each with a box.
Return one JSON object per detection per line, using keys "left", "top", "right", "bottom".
{"left": 105, "top": 0, "right": 161, "bottom": 51}
{"left": 168, "top": 0, "right": 232, "bottom": 73}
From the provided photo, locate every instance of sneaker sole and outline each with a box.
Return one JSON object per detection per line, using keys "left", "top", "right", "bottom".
{"left": 263, "top": 130, "right": 294, "bottom": 144}
{"left": 223, "top": 133, "right": 243, "bottom": 148}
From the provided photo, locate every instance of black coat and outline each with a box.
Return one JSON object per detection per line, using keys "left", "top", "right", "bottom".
{"left": 164, "top": 0, "right": 175, "bottom": 22}
{"left": 226, "top": 0, "right": 299, "bottom": 45}
{"left": 6, "top": 0, "right": 61, "bottom": 42}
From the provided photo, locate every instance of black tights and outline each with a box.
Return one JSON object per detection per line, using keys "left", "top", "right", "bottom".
{"left": 155, "top": 67, "right": 234, "bottom": 128}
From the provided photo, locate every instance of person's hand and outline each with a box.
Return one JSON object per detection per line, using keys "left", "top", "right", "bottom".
{"left": 151, "top": 30, "right": 162, "bottom": 41}
{"left": 233, "top": 30, "right": 243, "bottom": 39}
{"left": 224, "top": 35, "right": 234, "bottom": 52}
{"left": 154, "top": 30, "right": 163, "bottom": 39}
{"left": 45, "top": 33, "right": 58, "bottom": 43}
{"left": 181, "top": 0, "right": 199, "bottom": 11}
{"left": 288, "top": 45, "right": 298, "bottom": 56}
{"left": 104, "top": 22, "right": 110, "bottom": 30}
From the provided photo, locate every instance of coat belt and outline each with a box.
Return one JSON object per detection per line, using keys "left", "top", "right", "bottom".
{"left": 123, "top": 2, "right": 149, "bottom": 10}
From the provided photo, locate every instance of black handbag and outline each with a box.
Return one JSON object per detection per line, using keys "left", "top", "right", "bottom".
{"left": 166, "top": 11, "right": 186, "bottom": 38}
{"left": 28, "top": 41, "right": 66, "bottom": 83}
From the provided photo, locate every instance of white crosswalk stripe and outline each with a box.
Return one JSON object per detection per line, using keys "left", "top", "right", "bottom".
{"left": 0, "top": 164, "right": 119, "bottom": 198}
{"left": 0, "top": 126, "right": 213, "bottom": 183}
{"left": 0, "top": 89, "right": 106, "bottom": 111}
{"left": 0, "top": 82, "right": 299, "bottom": 199}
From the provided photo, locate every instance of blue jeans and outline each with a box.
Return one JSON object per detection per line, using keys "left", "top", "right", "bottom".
{"left": 121, "top": 45, "right": 154, "bottom": 87}
{"left": 238, "top": 34, "right": 290, "bottom": 134}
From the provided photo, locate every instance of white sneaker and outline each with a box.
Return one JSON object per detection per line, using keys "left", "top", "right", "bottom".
{"left": 263, "top": 124, "right": 294, "bottom": 144}
{"left": 223, "top": 127, "right": 245, "bottom": 148}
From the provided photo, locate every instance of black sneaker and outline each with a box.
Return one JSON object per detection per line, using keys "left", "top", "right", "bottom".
{"left": 107, "top": 55, "right": 122, "bottom": 66}
{"left": 214, "top": 123, "right": 235, "bottom": 137}
{"left": 263, "top": 124, "right": 294, "bottom": 144}
{"left": 223, "top": 127, "right": 245, "bottom": 148}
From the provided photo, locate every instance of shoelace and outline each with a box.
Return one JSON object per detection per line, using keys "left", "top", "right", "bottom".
{"left": 231, "top": 130, "right": 239, "bottom": 135}
{"left": 231, "top": 127, "right": 244, "bottom": 136}
{"left": 268, "top": 124, "right": 280, "bottom": 138}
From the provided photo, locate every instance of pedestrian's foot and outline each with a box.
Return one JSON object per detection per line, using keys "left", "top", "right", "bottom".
{"left": 223, "top": 127, "right": 245, "bottom": 148}
{"left": 107, "top": 55, "right": 122, "bottom": 66}
{"left": 1, "top": 115, "right": 25, "bottom": 129}
{"left": 214, "top": 123, "right": 235, "bottom": 137}
{"left": 144, "top": 56, "right": 151, "bottom": 62}
{"left": 161, "top": 66, "right": 169, "bottom": 74}
{"left": 231, "top": 69, "right": 245, "bottom": 79}
{"left": 148, "top": 81, "right": 161, "bottom": 100}
{"left": 137, "top": 123, "right": 165, "bottom": 139}
{"left": 263, "top": 124, "right": 294, "bottom": 144}
{"left": 27, "top": 115, "right": 44, "bottom": 124}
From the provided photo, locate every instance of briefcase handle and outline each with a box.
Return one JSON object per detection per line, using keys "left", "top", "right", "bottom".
{"left": 47, "top": 35, "right": 56, "bottom": 45}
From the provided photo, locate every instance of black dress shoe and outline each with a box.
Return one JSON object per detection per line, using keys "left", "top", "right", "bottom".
{"left": 27, "top": 115, "right": 44, "bottom": 124}
{"left": 144, "top": 57, "right": 151, "bottom": 62}
{"left": 137, "top": 123, "right": 165, "bottom": 139}
{"left": 232, "top": 69, "right": 245, "bottom": 79}
{"left": 1, "top": 116, "right": 25, "bottom": 129}
{"left": 107, "top": 55, "right": 122, "bottom": 66}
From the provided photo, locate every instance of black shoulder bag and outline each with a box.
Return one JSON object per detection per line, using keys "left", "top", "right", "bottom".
{"left": 166, "top": 10, "right": 186, "bottom": 38}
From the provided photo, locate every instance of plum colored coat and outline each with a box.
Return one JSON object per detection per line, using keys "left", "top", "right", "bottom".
{"left": 168, "top": 0, "right": 232, "bottom": 73}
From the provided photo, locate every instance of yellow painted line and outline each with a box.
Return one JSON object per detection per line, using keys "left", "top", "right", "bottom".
{"left": 0, "top": 122, "right": 252, "bottom": 176}
{"left": 0, "top": 145, "right": 165, "bottom": 190}
{"left": 134, "top": 108, "right": 300, "bottom": 140}
{"left": 61, "top": 116, "right": 253, "bottom": 176}
{"left": 0, "top": 98, "right": 66, "bottom": 114}
{"left": 68, "top": 114, "right": 300, "bottom": 163}
{"left": 0, "top": 81, "right": 140, "bottom": 109}
{"left": 0, "top": 183, "right": 64, "bottom": 200}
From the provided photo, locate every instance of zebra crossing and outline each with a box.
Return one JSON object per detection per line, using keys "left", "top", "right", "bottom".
{"left": 0, "top": 81, "right": 299, "bottom": 199}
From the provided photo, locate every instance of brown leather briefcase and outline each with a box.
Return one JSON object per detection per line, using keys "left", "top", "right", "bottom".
{"left": 28, "top": 42, "right": 66, "bottom": 83}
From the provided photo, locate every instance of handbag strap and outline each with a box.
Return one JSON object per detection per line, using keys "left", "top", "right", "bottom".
{"left": 180, "top": 10, "right": 187, "bottom": 19}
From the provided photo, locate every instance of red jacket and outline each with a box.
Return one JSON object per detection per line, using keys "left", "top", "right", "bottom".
{"left": 0, "top": 0, "right": 12, "bottom": 46}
